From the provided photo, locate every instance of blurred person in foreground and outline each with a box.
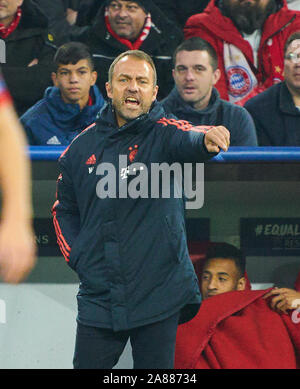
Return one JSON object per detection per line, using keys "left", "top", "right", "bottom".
{"left": 0, "top": 72, "right": 36, "bottom": 283}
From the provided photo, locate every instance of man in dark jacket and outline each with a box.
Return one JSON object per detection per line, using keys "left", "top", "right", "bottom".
{"left": 71, "top": 0, "right": 183, "bottom": 100}
{"left": 0, "top": 0, "right": 58, "bottom": 116}
{"left": 52, "top": 49, "right": 230, "bottom": 369}
{"left": 184, "top": 0, "right": 300, "bottom": 105}
{"left": 245, "top": 32, "right": 300, "bottom": 145}
{"left": 162, "top": 38, "right": 258, "bottom": 146}
{"left": 20, "top": 42, "right": 105, "bottom": 146}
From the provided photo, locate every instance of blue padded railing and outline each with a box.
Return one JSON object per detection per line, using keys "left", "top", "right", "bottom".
{"left": 28, "top": 146, "right": 300, "bottom": 162}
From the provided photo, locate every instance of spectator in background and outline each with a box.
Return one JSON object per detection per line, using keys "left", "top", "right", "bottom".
{"left": 71, "top": 0, "right": 183, "bottom": 99}
{"left": 184, "top": 0, "right": 300, "bottom": 105}
{"left": 245, "top": 32, "right": 300, "bottom": 145}
{"left": 175, "top": 243, "right": 300, "bottom": 369}
{"left": 20, "top": 42, "right": 105, "bottom": 146}
{"left": 162, "top": 38, "right": 258, "bottom": 146}
{"left": 0, "top": 0, "right": 58, "bottom": 116}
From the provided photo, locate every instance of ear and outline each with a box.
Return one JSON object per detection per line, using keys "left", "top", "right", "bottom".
{"left": 152, "top": 85, "right": 159, "bottom": 102}
{"left": 51, "top": 72, "right": 58, "bottom": 87}
{"left": 91, "top": 71, "right": 97, "bottom": 85}
{"left": 213, "top": 68, "right": 221, "bottom": 86}
{"left": 172, "top": 69, "right": 175, "bottom": 80}
{"left": 237, "top": 277, "right": 246, "bottom": 291}
{"left": 105, "top": 82, "right": 113, "bottom": 99}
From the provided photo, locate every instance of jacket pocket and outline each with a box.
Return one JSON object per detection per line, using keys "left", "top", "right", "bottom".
{"left": 68, "top": 236, "right": 81, "bottom": 271}
{"left": 164, "top": 214, "right": 186, "bottom": 263}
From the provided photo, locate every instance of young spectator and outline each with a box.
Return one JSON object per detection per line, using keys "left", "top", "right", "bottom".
{"left": 0, "top": 0, "right": 58, "bottom": 116}
{"left": 175, "top": 243, "right": 300, "bottom": 369}
{"left": 184, "top": 0, "right": 300, "bottom": 105}
{"left": 244, "top": 32, "right": 300, "bottom": 146}
{"left": 161, "top": 38, "right": 258, "bottom": 146}
{"left": 71, "top": 0, "right": 183, "bottom": 99}
{"left": 20, "top": 42, "right": 105, "bottom": 146}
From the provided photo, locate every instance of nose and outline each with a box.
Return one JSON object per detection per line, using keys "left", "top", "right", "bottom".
{"left": 207, "top": 277, "right": 218, "bottom": 291}
{"left": 127, "top": 79, "right": 138, "bottom": 92}
{"left": 185, "top": 68, "right": 195, "bottom": 81}
{"left": 118, "top": 6, "right": 129, "bottom": 18}
{"left": 69, "top": 72, "right": 79, "bottom": 83}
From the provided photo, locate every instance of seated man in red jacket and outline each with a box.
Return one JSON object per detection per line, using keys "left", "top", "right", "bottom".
{"left": 184, "top": 0, "right": 300, "bottom": 105}
{"left": 175, "top": 243, "right": 300, "bottom": 369}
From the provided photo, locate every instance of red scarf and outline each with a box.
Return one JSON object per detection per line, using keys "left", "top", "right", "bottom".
{"left": 0, "top": 7, "right": 22, "bottom": 39}
{"left": 105, "top": 9, "right": 151, "bottom": 50}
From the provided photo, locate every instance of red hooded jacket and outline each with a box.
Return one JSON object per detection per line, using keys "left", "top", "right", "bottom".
{"left": 184, "top": 0, "right": 300, "bottom": 104}
{"left": 175, "top": 288, "right": 300, "bottom": 369}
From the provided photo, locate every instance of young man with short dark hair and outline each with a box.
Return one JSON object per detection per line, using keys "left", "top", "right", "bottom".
{"left": 175, "top": 243, "right": 300, "bottom": 369}
{"left": 20, "top": 42, "right": 105, "bottom": 145}
{"left": 162, "top": 37, "right": 258, "bottom": 146}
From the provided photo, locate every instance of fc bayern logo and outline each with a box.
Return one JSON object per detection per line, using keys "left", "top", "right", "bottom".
{"left": 227, "top": 66, "right": 253, "bottom": 98}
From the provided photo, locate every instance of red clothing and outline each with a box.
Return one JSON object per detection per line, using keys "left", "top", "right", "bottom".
{"left": 184, "top": 0, "right": 300, "bottom": 104}
{"left": 0, "top": 73, "right": 12, "bottom": 105}
{"left": 175, "top": 288, "right": 300, "bottom": 369}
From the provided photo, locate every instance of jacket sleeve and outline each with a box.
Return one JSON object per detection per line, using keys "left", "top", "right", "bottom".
{"left": 230, "top": 106, "right": 258, "bottom": 146}
{"left": 244, "top": 102, "right": 271, "bottom": 146}
{"left": 157, "top": 117, "right": 217, "bottom": 163}
{"left": 52, "top": 149, "right": 81, "bottom": 268}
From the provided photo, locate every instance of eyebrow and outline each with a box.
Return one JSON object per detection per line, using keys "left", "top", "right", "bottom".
{"left": 118, "top": 73, "right": 149, "bottom": 80}
{"left": 202, "top": 270, "right": 230, "bottom": 276}
{"left": 58, "top": 66, "right": 89, "bottom": 72}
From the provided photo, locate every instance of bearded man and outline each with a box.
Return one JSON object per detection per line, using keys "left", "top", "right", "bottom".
{"left": 184, "top": 0, "right": 300, "bottom": 104}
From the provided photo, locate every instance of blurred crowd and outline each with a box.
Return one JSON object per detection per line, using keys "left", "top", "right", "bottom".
{"left": 1, "top": 0, "right": 300, "bottom": 146}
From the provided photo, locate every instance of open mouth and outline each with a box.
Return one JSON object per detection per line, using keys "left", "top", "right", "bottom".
{"left": 125, "top": 97, "right": 140, "bottom": 106}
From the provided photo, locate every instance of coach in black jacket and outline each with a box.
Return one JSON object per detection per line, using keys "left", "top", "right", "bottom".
{"left": 52, "top": 50, "right": 230, "bottom": 369}
{"left": 71, "top": 0, "right": 183, "bottom": 100}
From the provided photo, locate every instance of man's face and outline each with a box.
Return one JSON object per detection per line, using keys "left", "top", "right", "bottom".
{"left": 173, "top": 50, "right": 220, "bottom": 110}
{"left": 222, "top": 0, "right": 276, "bottom": 34}
{"left": 201, "top": 258, "right": 246, "bottom": 300}
{"left": 283, "top": 40, "right": 300, "bottom": 94}
{"left": 52, "top": 59, "right": 97, "bottom": 108}
{"left": 106, "top": 0, "right": 147, "bottom": 41}
{"left": 106, "top": 55, "right": 158, "bottom": 127}
{"left": 0, "top": 0, "right": 23, "bottom": 26}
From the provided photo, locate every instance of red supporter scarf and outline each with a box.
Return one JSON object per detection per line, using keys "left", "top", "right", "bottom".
{"left": 0, "top": 7, "right": 22, "bottom": 39}
{"left": 105, "top": 9, "right": 151, "bottom": 50}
